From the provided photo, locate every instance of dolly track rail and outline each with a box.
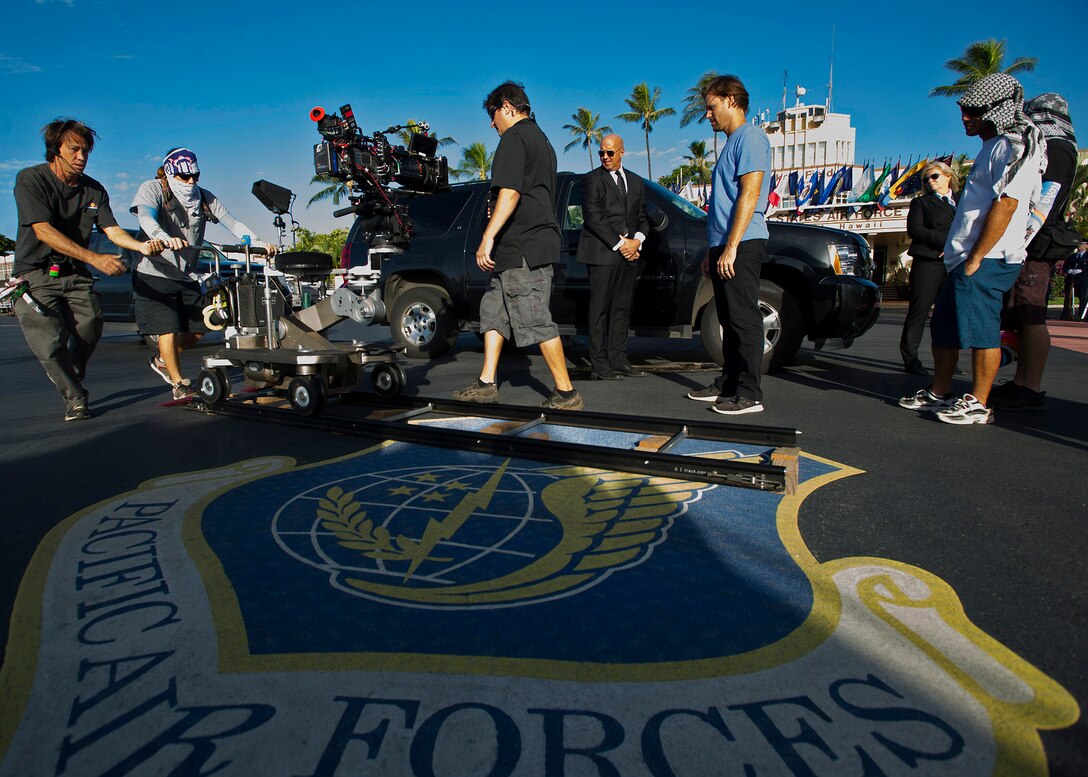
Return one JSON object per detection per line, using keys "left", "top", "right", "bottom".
{"left": 193, "top": 393, "right": 800, "bottom": 492}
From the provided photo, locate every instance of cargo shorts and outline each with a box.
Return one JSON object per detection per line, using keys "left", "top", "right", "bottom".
{"left": 479, "top": 260, "right": 559, "bottom": 347}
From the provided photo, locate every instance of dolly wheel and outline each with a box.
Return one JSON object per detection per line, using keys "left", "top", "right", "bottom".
{"left": 196, "top": 368, "right": 229, "bottom": 406}
{"left": 288, "top": 376, "right": 325, "bottom": 416}
{"left": 371, "top": 363, "right": 406, "bottom": 398}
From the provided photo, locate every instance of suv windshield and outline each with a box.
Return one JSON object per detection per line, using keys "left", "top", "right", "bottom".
{"left": 645, "top": 180, "right": 708, "bottom": 220}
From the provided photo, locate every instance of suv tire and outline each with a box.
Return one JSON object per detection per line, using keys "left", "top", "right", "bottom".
{"left": 699, "top": 279, "right": 803, "bottom": 373}
{"left": 389, "top": 287, "right": 457, "bottom": 359}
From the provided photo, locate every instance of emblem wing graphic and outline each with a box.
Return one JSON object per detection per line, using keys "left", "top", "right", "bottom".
{"left": 341, "top": 468, "right": 715, "bottom": 608}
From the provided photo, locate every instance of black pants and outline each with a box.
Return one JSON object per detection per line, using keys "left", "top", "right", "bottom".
{"left": 899, "top": 258, "right": 946, "bottom": 367}
{"left": 586, "top": 260, "right": 636, "bottom": 373}
{"left": 711, "top": 240, "right": 765, "bottom": 401}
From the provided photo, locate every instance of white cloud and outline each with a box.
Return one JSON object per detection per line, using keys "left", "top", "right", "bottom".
{"left": 35, "top": 0, "right": 75, "bottom": 5}
{"left": 0, "top": 54, "right": 43, "bottom": 75}
{"left": 0, "top": 159, "right": 40, "bottom": 173}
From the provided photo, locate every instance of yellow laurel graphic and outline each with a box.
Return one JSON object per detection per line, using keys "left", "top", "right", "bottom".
{"left": 318, "top": 486, "right": 452, "bottom": 566}
{"left": 341, "top": 467, "right": 714, "bottom": 606}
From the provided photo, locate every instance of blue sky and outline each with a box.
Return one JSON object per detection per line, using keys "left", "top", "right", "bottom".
{"left": 2, "top": 0, "right": 1085, "bottom": 244}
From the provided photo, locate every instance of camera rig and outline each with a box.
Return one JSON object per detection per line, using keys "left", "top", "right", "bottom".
{"left": 310, "top": 103, "right": 449, "bottom": 257}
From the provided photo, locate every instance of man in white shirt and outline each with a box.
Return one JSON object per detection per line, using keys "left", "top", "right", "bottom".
{"left": 898, "top": 73, "right": 1045, "bottom": 425}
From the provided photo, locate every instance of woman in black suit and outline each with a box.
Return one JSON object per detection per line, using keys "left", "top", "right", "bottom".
{"left": 899, "top": 161, "right": 958, "bottom": 374}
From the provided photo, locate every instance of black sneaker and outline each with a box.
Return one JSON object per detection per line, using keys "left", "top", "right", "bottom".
{"left": 453, "top": 379, "right": 499, "bottom": 403}
{"left": 687, "top": 385, "right": 721, "bottom": 402}
{"left": 711, "top": 396, "right": 764, "bottom": 415}
{"left": 64, "top": 402, "right": 91, "bottom": 422}
{"left": 541, "top": 389, "right": 584, "bottom": 411}
{"left": 989, "top": 383, "right": 1046, "bottom": 411}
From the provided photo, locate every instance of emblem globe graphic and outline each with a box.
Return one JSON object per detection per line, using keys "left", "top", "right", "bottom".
{"left": 271, "top": 463, "right": 562, "bottom": 608}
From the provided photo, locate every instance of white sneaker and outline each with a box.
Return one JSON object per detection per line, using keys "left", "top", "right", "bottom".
{"left": 936, "top": 394, "right": 993, "bottom": 425}
{"left": 898, "top": 387, "right": 954, "bottom": 412}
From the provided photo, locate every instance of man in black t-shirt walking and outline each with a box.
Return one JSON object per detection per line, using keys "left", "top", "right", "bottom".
{"left": 453, "top": 82, "right": 583, "bottom": 410}
{"left": 10, "top": 118, "right": 163, "bottom": 421}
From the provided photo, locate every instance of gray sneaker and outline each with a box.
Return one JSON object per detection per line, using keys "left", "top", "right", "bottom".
{"left": 453, "top": 379, "right": 499, "bottom": 404}
{"left": 541, "top": 389, "right": 584, "bottom": 411}
{"left": 711, "top": 396, "right": 764, "bottom": 415}
{"left": 149, "top": 354, "right": 173, "bottom": 385}
{"left": 687, "top": 385, "right": 722, "bottom": 402}
{"left": 171, "top": 380, "right": 196, "bottom": 401}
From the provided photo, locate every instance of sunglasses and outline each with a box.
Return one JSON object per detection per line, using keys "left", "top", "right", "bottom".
{"left": 598, "top": 149, "right": 618, "bottom": 158}
{"left": 927, "top": 173, "right": 943, "bottom": 181}
{"left": 176, "top": 173, "right": 200, "bottom": 183}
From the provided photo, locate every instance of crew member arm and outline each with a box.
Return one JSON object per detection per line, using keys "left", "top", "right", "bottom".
{"left": 475, "top": 188, "right": 520, "bottom": 271}
{"left": 725, "top": 171, "right": 764, "bottom": 249}
{"left": 906, "top": 197, "right": 946, "bottom": 249}
{"left": 208, "top": 196, "right": 278, "bottom": 255}
{"left": 964, "top": 196, "right": 1019, "bottom": 274}
{"left": 30, "top": 223, "right": 161, "bottom": 275}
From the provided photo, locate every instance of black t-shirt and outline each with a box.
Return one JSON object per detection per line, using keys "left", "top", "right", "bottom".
{"left": 489, "top": 118, "right": 560, "bottom": 272}
{"left": 1027, "top": 138, "right": 1076, "bottom": 260}
{"left": 13, "top": 163, "right": 119, "bottom": 277}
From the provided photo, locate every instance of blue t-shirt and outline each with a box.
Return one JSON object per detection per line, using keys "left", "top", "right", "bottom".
{"left": 707, "top": 123, "right": 771, "bottom": 246}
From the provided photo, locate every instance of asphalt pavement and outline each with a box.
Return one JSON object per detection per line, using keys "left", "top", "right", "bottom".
{"left": 0, "top": 305, "right": 1085, "bottom": 775}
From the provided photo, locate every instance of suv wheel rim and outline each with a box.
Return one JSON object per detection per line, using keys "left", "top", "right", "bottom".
{"left": 400, "top": 301, "right": 436, "bottom": 346}
{"left": 717, "top": 300, "right": 781, "bottom": 354}
{"left": 759, "top": 300, "right": 782, "bottom": 353}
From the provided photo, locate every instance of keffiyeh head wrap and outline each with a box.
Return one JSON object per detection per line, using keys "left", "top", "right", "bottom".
{"left": 958, "top": 73, "right": 1044, "bottom": 194}
{"left": 1024, "top": 92, "right": 1076, "bottom": 147}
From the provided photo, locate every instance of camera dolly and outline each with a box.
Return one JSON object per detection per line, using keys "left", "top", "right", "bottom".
{"left": 195, "top": 244, "right": 405, "bottom": 416}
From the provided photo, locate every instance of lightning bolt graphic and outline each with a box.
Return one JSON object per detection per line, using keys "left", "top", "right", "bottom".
{"left": 402, "top": 459, "right": 511, "bottom": 581}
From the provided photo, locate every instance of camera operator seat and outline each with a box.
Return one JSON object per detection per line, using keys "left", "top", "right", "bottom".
{"left": 274, "top": 251, "right": 335, "bottom": 281}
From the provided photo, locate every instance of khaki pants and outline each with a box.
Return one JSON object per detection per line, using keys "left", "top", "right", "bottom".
{"left": 14, "top": 269, "right": 102, "bottom": 407}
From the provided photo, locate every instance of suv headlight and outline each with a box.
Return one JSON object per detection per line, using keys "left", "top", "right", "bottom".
{"left": 828, "top": 242, "right": 861, "bottom": 276}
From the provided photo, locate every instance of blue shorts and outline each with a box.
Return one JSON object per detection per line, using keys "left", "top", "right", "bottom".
{"left": 930, "top": 259, "right": 1023, "bottom": 349}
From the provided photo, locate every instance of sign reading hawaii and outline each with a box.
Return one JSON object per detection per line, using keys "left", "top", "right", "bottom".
{"left": 0, "top": 423, "right": 1077, "bottom": 776}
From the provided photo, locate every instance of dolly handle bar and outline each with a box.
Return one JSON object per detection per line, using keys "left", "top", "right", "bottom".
{"left": 218, "top": 245, "right": 269, "bottom": 255}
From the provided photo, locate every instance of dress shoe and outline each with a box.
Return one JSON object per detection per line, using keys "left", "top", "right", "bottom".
{"left": 903, "top": 361, "right": 929, "bottom": 376}
{"left": 590, "top": 369, "right": 623, "bottom": 381}
{"left": 614, "top": 365, "right": 647, "bottom": 377}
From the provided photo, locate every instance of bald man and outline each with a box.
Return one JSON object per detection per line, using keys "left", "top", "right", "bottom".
{"left": 576, "top": 134, "right": 650, "bottom": 380}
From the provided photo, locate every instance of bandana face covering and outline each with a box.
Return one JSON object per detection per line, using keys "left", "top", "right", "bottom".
{"left": 957, "top": 73, "right": 1043, "bottom": 195}
{"left": 167, "top": 176, "right": 201, "bottom": 215}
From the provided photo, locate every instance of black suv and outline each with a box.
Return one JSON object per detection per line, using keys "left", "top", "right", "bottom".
{"left": 344, "top": 174, "right": 880, "bottom": 371}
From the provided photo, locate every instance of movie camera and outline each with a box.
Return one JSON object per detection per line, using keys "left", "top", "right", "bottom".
{"left": 310, "top": 103, "right": 450, "bottom": 255}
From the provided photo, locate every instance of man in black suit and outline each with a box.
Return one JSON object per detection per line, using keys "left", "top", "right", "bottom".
{"left": 576, "top": 134, "right": 650, "bottom": 379}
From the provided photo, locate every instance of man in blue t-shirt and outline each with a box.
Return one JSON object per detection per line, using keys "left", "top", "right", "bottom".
{"left": 686, "top": 75, "right": 771, "bottom": 415}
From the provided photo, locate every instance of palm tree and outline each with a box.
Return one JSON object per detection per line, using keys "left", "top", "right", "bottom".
{"left": 930, "top": 39, "right": 1037, "bottom": 98}
{"left": 451, "top": 142, "right": 493, "bottom": 181}
{"left": 680, "top": 70, "right": 719, "bottom": 162}
{"left": 683, "top": 141, "right": 712, "bottom": 185}
{"left": 396, "top": 119, "right": 456, "bottom": 149}
{"left": 563, "top": 108, "right": 612, "bottom": 171}
{"left": 307, "top": 174, "right": 349, "bottom": 208}
{"left": 617, "top": 83, "right": 676, "bottom": 179}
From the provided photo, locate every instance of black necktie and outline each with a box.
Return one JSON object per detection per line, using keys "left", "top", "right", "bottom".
{"left": 615, "top": 172, "right": 627, "bottom": 202}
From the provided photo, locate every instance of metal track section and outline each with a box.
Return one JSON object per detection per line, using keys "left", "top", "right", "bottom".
{"left": 192, "top": 393, "right": 801, "bottom": 492}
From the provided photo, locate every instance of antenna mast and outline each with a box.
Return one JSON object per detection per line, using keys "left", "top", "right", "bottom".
{"left": 827, "top": 26, "right": 835, "bottom": 112}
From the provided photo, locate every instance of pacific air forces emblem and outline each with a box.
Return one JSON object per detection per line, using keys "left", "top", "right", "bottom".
{"left": 0, "top": 430, "right": 1078, "bottom": 776}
